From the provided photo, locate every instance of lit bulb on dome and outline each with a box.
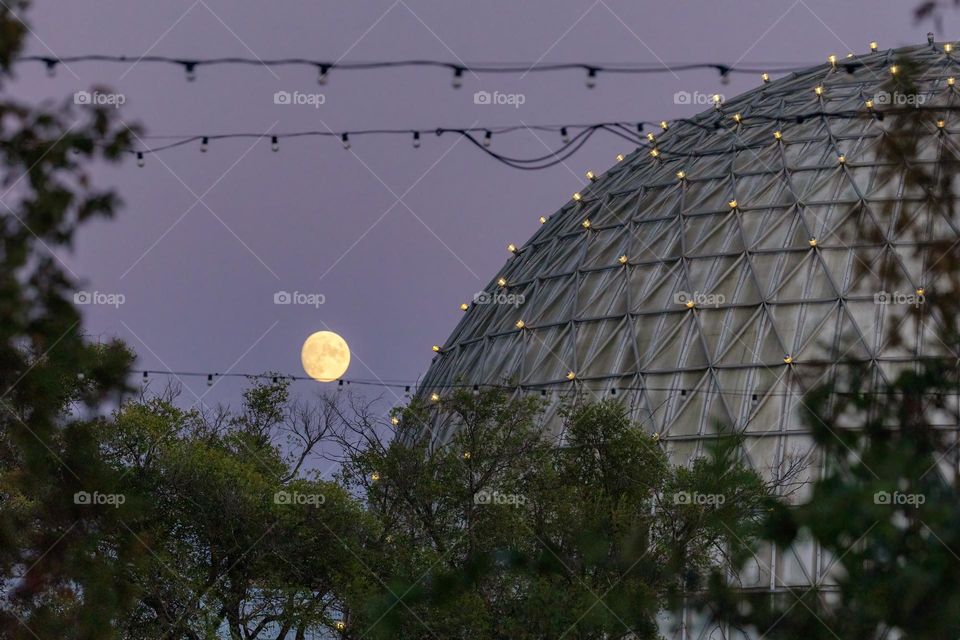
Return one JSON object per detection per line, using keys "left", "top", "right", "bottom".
{"left": 616, "top": 153, "right": 625, "bottom": 162}
{"left": 581, "top": 219, "right": 591, "bottom": 229}
{"left": 870, "top": 41, "right": 878, "bottom": 52}
{"left": 685, "top": 299, "right": 696, "bottom": 309}
{"left": 949, "top": 77, "right": 957, "bottom": 87}
{"left": 676, "top": 170, "right": 686, "bottom": 180}
{"left": 783, "top": 355, "right": 793, "bottom": 364}
{"left": 497, "top": 277, "right": 508, "bottom": 288}
{"left": 828, "top": 54, "right": 837, "bottom": 68}
{"left": 586, "top": 170, "right": 597, "bottom": 181}
{"left": 649, "top": 148, "right": 660, "bottom": 158}
{"left": 773, "top": 130, "right": 783, "bottom": 140}
{"left": 539, "top": 215, "right": 548, "bottom": 224}
{"left": 432, "top": 345, "right": 441, "bottom": 353}
{"left": 429, "top": 393, "right": 440, "bottom": 403}
{"left": 732, "top": 113, "right": 742, "bottom": 123}
{"left": 916, "top": 287, "right": 925, "bottom": 296}
{"left": 837, "top": 155, "right": 846, "bottom": 164}
{"left": 937, "top": 119, "right": 947, "bottom": 129}
{"left": 646, "top": 132, "right": 656, "bottom": 143}
{"left": 390, "top": 416, "right": 400, "bottom": 426}
{"left": 814, "top": 85, "right": 824, "bottom": 96}
{"left": 507, "top": 243, "right": 517, "bottom": 253}
{"left": 572, "top": 192, "right": 583, "bottom": 202}
{"left": 761, "top": 73, "right": 770, "bottom": 84}
{"left": 660, "top": 120, "right": 669, "bottom": 130}
{"left": 566, "top": 371, "right": 576, "bottom": 380}
{"left": 460, "top": 303, "right": 469, "bottom": 311}
{"left": 946, "top": 43, "right": 954, "bottom": 53}
{"left": 728, "top": 199, "right": 738, "bottom": 209}
{"left": 890, "top": 65, "right": 899, "bottom": 75}
{"left": 515, "top": 320, "right": 525, "bottom": 329}
{"left": 865, "top": 99, "right": 875, "bottom": 109}
{"left": 808, "top": 238, "right": 818, "bottom": 247}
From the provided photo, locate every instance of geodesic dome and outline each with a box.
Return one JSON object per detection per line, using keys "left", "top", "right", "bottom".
{"left": 419, "top": 39, "right": 959, "bottom": 630}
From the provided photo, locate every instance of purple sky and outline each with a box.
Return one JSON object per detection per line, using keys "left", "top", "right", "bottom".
{"left": 12, "top": 0, "right": 960, "bottom": 408}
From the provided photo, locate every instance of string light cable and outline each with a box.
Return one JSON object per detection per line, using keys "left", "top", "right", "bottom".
{"left": 18, "top": 54, "right": 858, "bottom": 85}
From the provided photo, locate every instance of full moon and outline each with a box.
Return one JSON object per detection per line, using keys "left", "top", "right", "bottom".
{"left": 300, "top": 331, "right": 350, "bottom": 382}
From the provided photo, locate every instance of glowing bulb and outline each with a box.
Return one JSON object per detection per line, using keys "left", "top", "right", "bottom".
{"left": 814, "top": 85, "right": 824, "bottom": 96}
{"left": 335, "top": 622, "right": 346, "bottom": 631}
{"left": 916, "top": 287, "right": 925, "bottom": 296}
{"left": 136, "top": 152, "right": 145, "bottom": 167}
{"left": 432, "top": 345, "right": 441, "bottom": 353}
{"left": 870, "top": 41, "right": 878, "bottom": 52}
{"left": 618, "top": 254, "right": 628, "bottom": 265}
{"left": 412, "top": 131, "right": 421, "bottom": 148}
{"left": 837, "top": 155, "right": 846, "bottom": 164}
{"left": 497, "top": 277, "right": 508, "bottom": 288}
{"left": 616, "top": 153, "right": 625, "bottom": 162}
{"left": 586, "top": 170, "right": 597, "bottom": 181}
{"left": 808, "top": 238, "right": 818, "bottom": 247}
{"left": 949, "top": 77, "right": 957, "bottom": 87}
{"left": 646, "top": 132, "right": 656, "bottom": 143}
{"left": 676, "top": 170, "right": 686, "bottom": 180}
{"left": 539, "top": 216, "right": 548, "bottom": 224}
{"left": 200, "top": 136, "right": 209, "bottom": 153}
{"left": 728, "top": 199, "right": 738, "bottom": 209}
{"left": 761, "top": 73, "right": 770, "bottom": 84}
{"left": 659, "top": 120, "right": 669, "bottom": 130}
{"left": 566, "top": 371, "right": 576, "bottom": 380}
{"left": 572, "top": 193, "right": 583, "bottom": 203}
{"left": 515, "top": 320, "right": 525, "bottom": 329}
{"left": 507, "top": 243, "right": 517, "bottom": 253}
{"left": 865, "top": 99, "right": 874, "bottom": 109}
{"left": 828, "top": 54, "right": 837, "bottom": 68}
{"left": 649, "top": 148, "right": 660, "bottom": 158}
{"left": 773, "top": 130, "right": 783, "bottom": 140}
{"left": 685, "top": 299, "right": 696, "bottom": 309}
{"left": 371, "top": 471, "right": 381, "bottom": 481}
{"left": 463, "top": 451, "right": 471, "bottom": 459}
{"left": 271, "top": 136, "right": 279, "bottom": 152}
{"left": 341, "top": 133, "right": 350, "bottom": 149}
{"left": 390, "top": 416, "right": 400, "bottom": 426}
{"left": 783, "top": 355, "right": 793, "bottom": 364}
{"left": 890, "top": 65, "right": 899, "bottom": 75}
{"left": 732, "top": 113, "right": 742, "bottom": 123}
{"left": 937, "top": 119, "right": 947, "bottom": 129}
{"left": 460, "top": 303, "right": 469, "bottom": 311}
{"left": 430, "top": 393, "right": 440, "bottom": 402}
{"left": 947, "top": 43, "right": 954, "bottom": 53}
{"left": 581, "top": 219, "right": 591, "bottom": 229}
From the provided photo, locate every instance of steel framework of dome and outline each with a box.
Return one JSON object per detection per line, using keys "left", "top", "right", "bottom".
{"left": 420, "top": 40, "right": 960, "bottom": 638}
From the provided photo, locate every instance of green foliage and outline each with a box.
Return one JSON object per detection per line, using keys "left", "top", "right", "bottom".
{"left": 342, "top": 390, "right": 771, "bottom": 639}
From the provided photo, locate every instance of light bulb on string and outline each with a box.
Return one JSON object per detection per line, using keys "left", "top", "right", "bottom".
{"left": 585, "top": 67, "right": 597, "bottom": 89}
{"left": 271, "top": 135, "right": 279, "bottom": 152}
{"left": 184, "top": 62, "right": 197, "bottom": 82}
{"left": 483, "top": 130, "right": 492, "bottom": 147}
{"left": 719, "top": 66, "right": 731, "bottom": 85}
{"left": 341, "top": 133, "right": 351, "bottom": 149}
{"left": 136, "top": 152, "right": 145, "bottom": 168}
{"left": 200, "top": 137, "right": 209, "bottom": 153}
{"left": 561, "top": 127, "right": 570, "bottom": 144}
{"left": 44, "top": 58, "right": 57, "bottom": 77}
{"left": 452, "top": 67, "right": 463, "bottom": 88}
{"left": 412, "top": 131, "right": 421, "bottom": 148}
{"left": 317, "top": 64, "right": 330, "bottom": 85}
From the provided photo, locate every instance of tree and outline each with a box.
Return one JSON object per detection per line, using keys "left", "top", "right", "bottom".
{"left": 0, "top": 1, "right": 144, "bottom": 637}
{"left": 337, "top": 389, "right": 773, "bottom": 639}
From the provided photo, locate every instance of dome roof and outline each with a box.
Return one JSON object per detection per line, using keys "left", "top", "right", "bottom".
{"left": 421, "top": 41, "right": 958, "bottom": 465}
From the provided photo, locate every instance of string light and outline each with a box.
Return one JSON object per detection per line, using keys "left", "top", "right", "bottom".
{"left": 429, "top": 393, "right": 440, "bottom": 402}
{"left": 371, "top": 471, "right": 381, "bottom": 481}
{"left": 808, "top": 238, "right": 818, "bottom": 247}
{"left": 783, "top": 355, "right": 793, "bottom": 364}
{"left": 136, "top": 152, "right": 145, "bottom": 167}
{"left": 618, "top": 254, "right": 629, "bottom": 265}
{"left": 870, "top": 41, "right": 879, "bottom": 52}
{"left": 837, "top": 154, "right": 846, "bottom": 164}
{"left": 685, "top": 299, "right": 696, "bottom": 309}
{"left": 412, "top": 131, "right": 421, "bottom": 148}
{"left": 271, "top": 135, "right": 279, "bottom": 152}
{"left": 728, "top": 199, "right": 738, "bottom": 209}
{"left": 497, "top": 277, "right": 508, "bottom": 288}
{"left": 586, "top": 170, "right": 597, "bottom": 181}
{"left": 585, "top": 67, "right": 597, "bottom": 89}
{"left": 317, "top": 64, "right": 330, "bottom": 85}
{"left": 890, "top": 65, "right": 899, "bottom": 75}
{"left": 865, "top": 99, "right": 874, "bottom": 109}
{"left": 649, "top": 148, "right": 660, "bottom": 158}
{"left": 946, "top": 43, "right": 954, "bottom": 54}
{"left": 761, "top": 73, "right": 770, "bottom": 84}
{"left": 452, "top": 67, "right": 463, "bottom": 88}
{"left": 483, "top": 130, "right": 493, "bottom": 147}
{"left": 200, "top": 136, "right": 209, "bottom": 153}
{"left": 432, "top": 345, "right": 441, "bottom": 353}
{"left": 676, "top": 170, "right": 686, "bottom": 180}
{"left": 916, "top": 287, "right": 926, "bottom": 296}
{"left": 515, "top": 320, "right": 525, "bottom": 329}
{"left": 937, "top": 118, "right": 947, "bottom": 129}
{"left": 646, "top": 132, "right": 656, "bottom": 143}
{"left": 390, "top": 416, "right": 400, "bottom": 426}
{"left": 581, "top": 218, "right": 591, "bottom": 229}
{"left": 828, "top": 54, "right": 837, "bottom": 69}
{"left": 814, "top": 85, "right": 824, "bottom": 96}
{"left": 949, "top": 77, "right": 956, "bottom": 87}
{"left": 659, "top": 120, "right": 669, "bottom": 130}
{"left": 561, "top": 127, "right": 570, "bottom": 143}
{"left": 566, "top": 371, "right": 576, "bottom": 380}
{"left": 773, "top": 130, "right": 783, "bottom": 140}
{"left": 616, "top": 154, "right": 625, "bottom": 162}
{"left": 460, "top": 303, "right": 469, "bottom": 311}
{"left": 507, "top": 243, "right": 518, "bottom": 253}
{"left": 572, "top": 192, "right": 583, "bottom": 202}
{"left": 184, "top": 61, "right": 197, "bottom": 81}
{"left": 732, "top": 113, "right": 742, "bottom": 123}
{"left": 539, "top": 216, "right": 548, "bottom": 224}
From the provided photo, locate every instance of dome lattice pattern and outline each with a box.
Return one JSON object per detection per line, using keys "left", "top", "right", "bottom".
{"left": 420, "top": 41, "right": 960, "bottom": 636}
